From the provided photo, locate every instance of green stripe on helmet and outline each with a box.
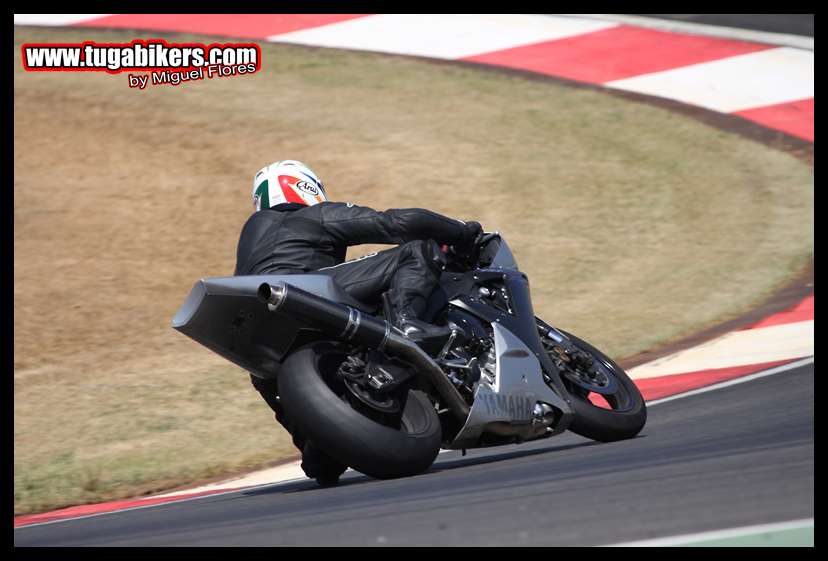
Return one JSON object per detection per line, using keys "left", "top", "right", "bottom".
{"left": 254, "top": 179, "right": 270, "bottom": 210}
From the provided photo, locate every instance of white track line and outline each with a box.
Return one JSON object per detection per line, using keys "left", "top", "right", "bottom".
{"left": 606, "top": 517, "right": 814, "bottom": 547}
{"left": 646, "top": 356, "right": 814, "bottom": 406}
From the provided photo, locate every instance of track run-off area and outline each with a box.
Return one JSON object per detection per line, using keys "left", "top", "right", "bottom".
{"left": 14, "top": 14, "right": 813, "bottom": 545}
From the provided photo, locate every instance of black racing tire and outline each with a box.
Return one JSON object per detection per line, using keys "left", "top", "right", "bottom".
{"left": 278, "top": 341, "right": 442, "bottom": 479}
{"left": 556, "top": 330, "right": 647, "bottom": 442}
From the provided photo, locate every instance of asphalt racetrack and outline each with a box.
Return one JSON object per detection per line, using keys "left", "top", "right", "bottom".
{"left": 15, "top": 363, "right": 814, "bottom": 546}
{"left": 641, "top": 14, "right": 814, "bottom": 37}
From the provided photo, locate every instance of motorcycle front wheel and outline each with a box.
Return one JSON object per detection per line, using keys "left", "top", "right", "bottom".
{"left": 538, "top": 322, "right": 647, "bottom": 442}
{"left": 278, "top": 340, "right": 442, "bottom": 479}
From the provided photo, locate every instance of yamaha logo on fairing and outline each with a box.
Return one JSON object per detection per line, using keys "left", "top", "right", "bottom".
{"left": 480, "top": 393, "right": 533, "bottom": 421}
{"left": 295, "top": 181, "right": 319, "bottom": 196}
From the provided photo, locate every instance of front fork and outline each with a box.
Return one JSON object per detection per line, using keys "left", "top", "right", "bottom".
{"left": 534, "top": 318, "right": 579, "bottom": 418}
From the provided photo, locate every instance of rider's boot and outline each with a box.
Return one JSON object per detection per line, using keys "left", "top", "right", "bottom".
{"left": 396, "top": 314, "right": 452, "bottom": 341}
{"left": 383, "top": 290, "right": 452, "bottom": 349}
{"left": 301, "top": 440, "right": 348, "bottom": 487}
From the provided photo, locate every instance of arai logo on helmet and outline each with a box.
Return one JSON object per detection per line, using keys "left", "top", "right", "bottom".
{"left": 295, "top": 181, "right": 319, "bottom": 196}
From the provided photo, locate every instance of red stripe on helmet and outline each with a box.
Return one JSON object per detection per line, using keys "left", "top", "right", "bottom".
{"left": 278, "top": 175, "right": 307, "bottom": 205}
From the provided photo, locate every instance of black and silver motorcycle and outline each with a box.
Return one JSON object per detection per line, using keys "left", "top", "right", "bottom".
{"left": 172, "top": 233, "right": 646, "bottom": 479}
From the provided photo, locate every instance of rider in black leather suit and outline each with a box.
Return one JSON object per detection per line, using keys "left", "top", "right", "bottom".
{"left": 234, "top": 201, "right": 480, "bottom": 326}
{"left": 234, "top": 160, "right": 482, "bottom": 485}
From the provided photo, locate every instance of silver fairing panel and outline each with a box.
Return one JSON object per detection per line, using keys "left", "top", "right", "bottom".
{"left": 171, "top": 274, "right": 364, "bottom": 379}
{"left": 447, "top": 323, "right": 572, "bottom": 449}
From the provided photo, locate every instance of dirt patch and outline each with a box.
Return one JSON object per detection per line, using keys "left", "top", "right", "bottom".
{"left": 14, "top": 27, "right": 813, "bottom": 514}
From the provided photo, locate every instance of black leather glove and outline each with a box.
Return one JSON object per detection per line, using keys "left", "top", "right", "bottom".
{"left": 448, "top": 221, "right": 484, "bottom": 269}
{"left": 457, "top": 221, "right": 483, "bottom": 254}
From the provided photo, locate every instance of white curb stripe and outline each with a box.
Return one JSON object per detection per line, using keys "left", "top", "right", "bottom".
{"left": 146, "top": 461, "right": 306, "bottom": 499}
{"left": 606, "top": 517, "right": 814, "bottom": 547}
{"left": 606, "top": 47, "right": 814, "bottom": 113}
{"left": 645, "top": 356, "right": 813, "bottom": 406}
{"left": 629, "top": 320, "right": 813, "bottom": 380}
{"left": 13, "top": 14, "right": 110, "bottom": 26}
{"left": 268, "top": 14, "right": 618, "bottom": 59}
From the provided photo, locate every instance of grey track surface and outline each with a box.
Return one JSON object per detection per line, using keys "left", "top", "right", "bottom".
{"left": 639, "top": 14, "right": 814, "bottom": 37}
{"left": 15, "top": 363, "right": 814, "bottom": 546}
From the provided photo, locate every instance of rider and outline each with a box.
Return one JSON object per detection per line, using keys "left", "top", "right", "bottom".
{"left": 234, "top": 160, "right": 483, "bottom": 485}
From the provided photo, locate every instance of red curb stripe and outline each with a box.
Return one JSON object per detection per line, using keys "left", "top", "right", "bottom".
{"left": 745, "top": 294, "right": 814, "bottom": 330}
{"left": 734, "top": 98, "right": 814, "bottom": 141}
{"left": 14, "top": 486, "right": 245, "bottom": 528}
{"left": 634, "top": 359, "right": 794, "bottom": 402}
{"left": 71, "top": 14, "right": 369, "bottom": 39}
{"left": 463, "top": 25, "right": 772, "bottom": 84}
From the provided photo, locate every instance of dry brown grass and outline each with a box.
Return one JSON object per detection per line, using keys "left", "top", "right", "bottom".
{"left": 14, "top": 27, "right": 813, "bottom": 514}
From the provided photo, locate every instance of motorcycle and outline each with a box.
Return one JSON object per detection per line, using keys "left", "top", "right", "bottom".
{"left": 171, "top": 233, "right": 646, "bottom": 479}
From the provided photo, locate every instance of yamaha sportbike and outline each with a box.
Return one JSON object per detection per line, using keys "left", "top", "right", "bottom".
{"left": 172, "top": 233, "right": 646, "bottom": 479}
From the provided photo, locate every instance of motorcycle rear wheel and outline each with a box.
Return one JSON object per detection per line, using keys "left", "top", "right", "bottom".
{"left": 279, "top": 340, "right": 442, "bottom": 479}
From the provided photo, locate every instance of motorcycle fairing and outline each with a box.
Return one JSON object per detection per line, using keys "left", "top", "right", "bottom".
{"left": 447, "top": 323, "right": 573, "bottom": 449}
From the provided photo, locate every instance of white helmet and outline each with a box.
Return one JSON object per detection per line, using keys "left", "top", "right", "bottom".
{"left": 252, "top": 160, "right": 327, "bottom": 211}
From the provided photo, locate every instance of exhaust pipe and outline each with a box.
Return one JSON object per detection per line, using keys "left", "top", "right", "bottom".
{"left": 258, "top": 282, "right": 471, "bottom": 421}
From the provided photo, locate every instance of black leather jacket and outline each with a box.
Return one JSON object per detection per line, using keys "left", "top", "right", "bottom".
{"left": 234, "top": 202, "right": 477, "bottom": 275}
